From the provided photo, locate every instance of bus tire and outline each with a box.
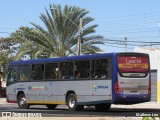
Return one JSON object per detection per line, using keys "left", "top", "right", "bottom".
{"left": 17, "top": 94, "right": 30, "bottom": 109}
{"left": 46, "top": 104, "right": 57, "bottom": 110}
{"left": 95, "top": 104, "right": 111, "bottom": 112}
{"left": 67, "top": 93, "right": 84, "bottom": 111}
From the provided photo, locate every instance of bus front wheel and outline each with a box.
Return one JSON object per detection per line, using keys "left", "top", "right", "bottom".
{"left": 95, "top": 104, "right": 111, "bottom": 112}
{"left": 67, "top": 93, "right": 84, "bottom": 111}
{"left": 17, "top": 94, "right": 30, "bottom": 109}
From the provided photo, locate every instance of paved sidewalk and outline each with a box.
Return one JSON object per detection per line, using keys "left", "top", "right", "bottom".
{"left": 0, "top": 98, "right": 7, "bottom": 104}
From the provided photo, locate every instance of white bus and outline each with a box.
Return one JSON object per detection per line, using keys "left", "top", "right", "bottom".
{"left": 6, "top": 52, "right": 151, "bottom": 111}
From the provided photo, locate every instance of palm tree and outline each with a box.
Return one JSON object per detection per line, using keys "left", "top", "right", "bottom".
{"left": 12, "top": 27, "right": 48, "bottom": 60}
{"left": 29, "top": 4, "right": 104, "bottom": 57}
{"left": 15, "top": 40, "right": 46, "bottom": 60}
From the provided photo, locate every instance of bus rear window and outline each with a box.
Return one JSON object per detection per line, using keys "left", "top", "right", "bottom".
{"left": 117, "top": 55, "right": 149, "bottom": 73}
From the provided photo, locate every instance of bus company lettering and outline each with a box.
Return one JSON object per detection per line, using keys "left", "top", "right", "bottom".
{"left": 98, "top": 86, "right": 108, "bottom": 89}
{"left": 126, "top": 58, "right": 141, "bottom": 64}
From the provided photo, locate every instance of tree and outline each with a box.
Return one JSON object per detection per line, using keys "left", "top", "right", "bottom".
{"left": 12, "top": 27, "right": 48, "bottom": 60}
{"left": 0, "top": 37, "right": 16, "bottom": 79}
{"left": 12, "top": 4, "right": 104, "bottom": 59}
{"left": 32, "top": 4, "right": 104, "bottom": 57}
{"left": 0, "top": 37, "right": 17, "bottom": 95}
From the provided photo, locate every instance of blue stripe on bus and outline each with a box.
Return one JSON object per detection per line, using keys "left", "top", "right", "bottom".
{"left": 9, "top": 53, "right": 114, "bottom": 65}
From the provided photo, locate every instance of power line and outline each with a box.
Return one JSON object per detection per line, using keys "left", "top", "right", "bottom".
{"left": 106, "top": 41, "right": 160, "bottom": 47}
{"left": 103, "top": 38, "right": 160, "bottom": 44}
{"left": 103, "top": 38, "right": 160, "bottom": 51}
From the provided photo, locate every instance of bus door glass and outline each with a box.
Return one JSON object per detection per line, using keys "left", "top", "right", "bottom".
{"left": 7, "top": 66, "right": 18, "bottom": 83}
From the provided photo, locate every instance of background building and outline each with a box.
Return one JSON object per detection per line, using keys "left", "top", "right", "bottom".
{"left": 135, "top": 47, "right": 160, "bottom": 103}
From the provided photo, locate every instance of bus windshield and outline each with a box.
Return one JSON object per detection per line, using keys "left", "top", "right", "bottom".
{"left": 117, "top": 55, "right": 149, "bottom": 73}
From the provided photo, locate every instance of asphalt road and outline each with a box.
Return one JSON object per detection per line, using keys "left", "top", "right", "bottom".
{"left": 0, "top": 104, "right": 160, "bottom": 117}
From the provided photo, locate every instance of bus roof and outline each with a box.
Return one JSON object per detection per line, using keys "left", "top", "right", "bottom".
{"left": 9, "top": 52, "right": 149, "bottom": 66}
{"left": 9, "top": 52, "right": 115, "bottom": 65}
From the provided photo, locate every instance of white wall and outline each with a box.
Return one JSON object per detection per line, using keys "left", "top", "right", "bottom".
{"left": 135, "top": 47, "right": 160, "bottom": 70}
{"left": 135, "top": 47, "right": 160, "bottom": 84}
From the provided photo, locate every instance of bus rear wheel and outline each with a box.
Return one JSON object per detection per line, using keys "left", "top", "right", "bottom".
{"left": 95, "top": 104, "right": 111, "bottom": 112}
{"left": 67, "top": 93, "right": 84, "bottom": 111}
{"left": 46, "top": 104, "right": 57, "bottom": 110}
{"left": 17, "top": 94, "right": 30, "bottom": 109}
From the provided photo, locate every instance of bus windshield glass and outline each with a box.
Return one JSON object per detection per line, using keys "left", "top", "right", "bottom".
{"left": 117, "top": 55, "right": 149, "bottom": 73}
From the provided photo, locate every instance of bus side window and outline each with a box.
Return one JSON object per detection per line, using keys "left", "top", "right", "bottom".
{"left": 75, "top": 70, "right": 81, "bottom": 79}
{"left": 7, "top": 66, "right": 18, "bottom": 82}
{"left": 19, "top": 65, "right": 30, "bottom": 81}
{"left": 32, "top": 64, "right": 44, "bottom": 80}
{"left": 91, "top": 59, "right": 109, "bottom": 79}
{"left": 60, "top": 62, "right": 73, "bottom": 79}
{"left": 75, "top": 61, "right": 90, "bottom": 79}
{"left": 45, "top": 63, "right": 58, "bottom": 80}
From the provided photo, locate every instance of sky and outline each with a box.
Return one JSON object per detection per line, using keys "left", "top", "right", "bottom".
{"left": 0, "top": 0, "right": 160, "bottom": 53}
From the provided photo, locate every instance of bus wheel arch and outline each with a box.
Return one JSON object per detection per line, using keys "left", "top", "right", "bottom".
{"left": 17, "top": 91, "right": 24, "bottom": 100}
{"left": 65, "top": 90, "right": 75, "bottom": 104}
{"left": 17, "top": 92, "right": 30, "bottom": 109}
{"left": 66, "top": 91, "right": 84, "bottom": 111}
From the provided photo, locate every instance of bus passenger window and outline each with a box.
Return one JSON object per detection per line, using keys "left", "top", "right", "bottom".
{"left": 32, "top": 64, "right": 44, "bottom": 80}
{"left": 91, "top": 59, "right": 109, "bottom": 79}
{"left": 60, "top": 62, "right": 73, "bottom": 79}
{"left": 45, "top": 63, "right": 58, "bottom": 80}
{"left": 19, "top": 65, "right": 30, "bottom": 81}
{"left": 75, "top": 71, "right": 81, "bottom": 79}
{"left": 75, "top": 61, "right": 90, "bottom": 79}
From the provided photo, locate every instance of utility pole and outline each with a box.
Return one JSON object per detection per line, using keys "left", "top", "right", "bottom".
{"left": 125, "top": 37, "right": 127, "bottom": 52}
{"left": 77, "top": 18, "right": 83, "bottom": 56}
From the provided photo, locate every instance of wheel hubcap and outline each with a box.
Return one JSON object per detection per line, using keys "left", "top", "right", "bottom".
{"left": 20, "top": 98, "right": 26, "bottom": 107}
{"left": 69, "top": 98, "right": 76, "bottom": 108}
